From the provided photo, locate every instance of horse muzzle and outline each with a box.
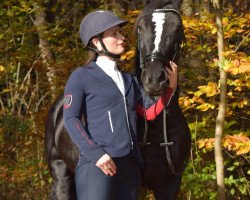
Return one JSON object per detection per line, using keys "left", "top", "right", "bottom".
{"left": 141, "top": 69, "right": 168, "bottom": 96}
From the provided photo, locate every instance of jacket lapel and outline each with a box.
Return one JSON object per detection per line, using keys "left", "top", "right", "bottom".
{"left": 86, "top": 62, "right": 133, "bottom": 95}
{"left": 86, "top": 62, "right": 120, "bottom": 93}
{"left": 122, "top": 72, "right": 133, "bottom": 96}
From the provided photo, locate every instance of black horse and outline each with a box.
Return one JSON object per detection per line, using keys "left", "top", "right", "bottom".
{"left": 45, "top": 0, "right": 191, "bottom": 199}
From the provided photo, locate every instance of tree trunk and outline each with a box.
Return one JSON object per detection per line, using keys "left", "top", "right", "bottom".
{"left": 213, "top": 0, "right": 226, "bottom": 199}
{"left": 32, "top": 1, "right": 56, "bottom": 99}
{"left": 181, "top": 0, "right": 194, "bottom": 16}
{"left": 112, "top": 0, "right": 128, "bottom": 16}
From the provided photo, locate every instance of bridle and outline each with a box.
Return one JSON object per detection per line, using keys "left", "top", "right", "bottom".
{"left": 137, "top": 8, "right": 184, "bottom": 69}
{"left": 137, "top": 7, "right": 185, "bottom": 175}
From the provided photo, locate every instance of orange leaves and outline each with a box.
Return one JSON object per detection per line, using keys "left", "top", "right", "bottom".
{"left": 219, "top": 51, "right": 250, "bottom": 78}
{"left": 225, "top": 57, "right": 250, "bottom": 76}
{"left": 223, "top": 134, "right": 250, "bottom": 155}
{"left": 197, "top": 133, "right": 250, "bottom": 155}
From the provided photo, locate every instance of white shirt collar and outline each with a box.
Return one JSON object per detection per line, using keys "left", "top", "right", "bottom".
{"left": 95, "top": 56, "right": 125, "bottom": 95}
{"left": 96, "top": 56, "right": 118, "bottom": 73}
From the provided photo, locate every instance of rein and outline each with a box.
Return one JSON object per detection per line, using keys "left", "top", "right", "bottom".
{"left": 138, "top": 7, "right": 183, "bottom": 175}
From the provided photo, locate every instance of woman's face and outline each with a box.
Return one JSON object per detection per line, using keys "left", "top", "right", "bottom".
{"left": 94, "top": 25, "right": 126, "bottom": 56}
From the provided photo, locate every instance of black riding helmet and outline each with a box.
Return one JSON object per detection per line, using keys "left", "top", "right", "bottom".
{"left": 79, "top": 10, "right": 128, "bottom": 59}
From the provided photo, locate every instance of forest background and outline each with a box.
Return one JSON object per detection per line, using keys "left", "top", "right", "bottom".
{"left": 0, "top": 0, "right": 249, "bottom": 199}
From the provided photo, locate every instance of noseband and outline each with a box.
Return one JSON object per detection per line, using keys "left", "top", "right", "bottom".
{"left": 137, "top": 8, "right": 183, "bottom": 69}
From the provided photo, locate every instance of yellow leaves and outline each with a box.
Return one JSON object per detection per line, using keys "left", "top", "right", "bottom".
{"left": 25, "top": 141, "right": 32, "bottom": 146}
{"left": 127, "top": 10, "right": 140, "bottom": 17}
{"left": 196, "top": 103, "right": 215, "bottom": 111}
{"left": 0, "top": 65, "right": 5, "bottom": 76}
{"left": 197, "top": 133, "right": 250, "bottom": 155}
{"left": 179, "top": 96, "right": 195, "bottom": 110}
{"left": 211, "top": 26, "right": 217, "bottom": 35}
{"left": 225, "top": 107, "right": 233, "bottom": 117}
{"left": 127, "top": 10, "right": 140, "bottom": 23}
{"left": 246, "top": 79, "right": 250, "bottom": 88}
{"left": 237, "top": 100, "right": 248, "bottom": 108}
{"left": 180, "top": 82, "right": 219, "bottom": 112}
{"left": 183, "top": 97, "right": 191, "bottom": 107}
{"left": 197, "top": 82, "right": 219, "bottom": 97}
{"left": 197, "top": 138, "right": 215, "bottom": 149}
{"left": 121, "top": 50, "right": 135, "bottom": 61}
{"left": 222, "top": 17, "right": 229, "bottom": 25}
{"left": 0, "top": 65, "right": 5, "bottom": 72}
{"left": 219, "top": 58, "right": 232, "bottom": 71}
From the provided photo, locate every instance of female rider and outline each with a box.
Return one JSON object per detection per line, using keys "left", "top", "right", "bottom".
{"left": 63, "top": 10, "right": 177, "bottom": 200}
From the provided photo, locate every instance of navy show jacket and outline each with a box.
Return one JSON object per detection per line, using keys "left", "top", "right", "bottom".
{"left": 63, "top": 61, "right": 154, "bottom": 167}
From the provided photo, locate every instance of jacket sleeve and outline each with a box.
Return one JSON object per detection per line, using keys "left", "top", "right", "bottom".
{"left": 133, "top": 76, "right": 174, "bottom": 121}
{"left": 63, "top": 69, "right": 106, "bottom": 163}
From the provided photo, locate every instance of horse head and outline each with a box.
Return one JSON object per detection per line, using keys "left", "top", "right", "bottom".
{"left": 136, "top": 0, "right": 184, "bottom": 96}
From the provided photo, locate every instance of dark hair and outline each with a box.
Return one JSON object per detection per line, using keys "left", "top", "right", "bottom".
{"left": 84, "top": 50, "right": 97, "bottom": 65}
{"left": 84, "top": 40, "right": 98, "bottom": 65}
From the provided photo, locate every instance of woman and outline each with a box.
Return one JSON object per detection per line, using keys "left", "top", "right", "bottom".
{"left": 63, "top": 10, "right": 177, "bottom": 200}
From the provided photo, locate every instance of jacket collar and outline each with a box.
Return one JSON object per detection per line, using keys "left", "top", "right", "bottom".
{"left": 86, "top": 62, "right": 132, "bottom": 95}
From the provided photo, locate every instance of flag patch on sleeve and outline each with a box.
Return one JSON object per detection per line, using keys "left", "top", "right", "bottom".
{"left": 64, "top": 94, "right": 72, "bottom": 109}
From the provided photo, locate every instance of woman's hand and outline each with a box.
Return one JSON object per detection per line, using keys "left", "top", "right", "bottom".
{"left": 165, "top": 61, "right": 178, "bottom": 91}
{"left": 95, "top": 154, "right": 117, "bottom": 176}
